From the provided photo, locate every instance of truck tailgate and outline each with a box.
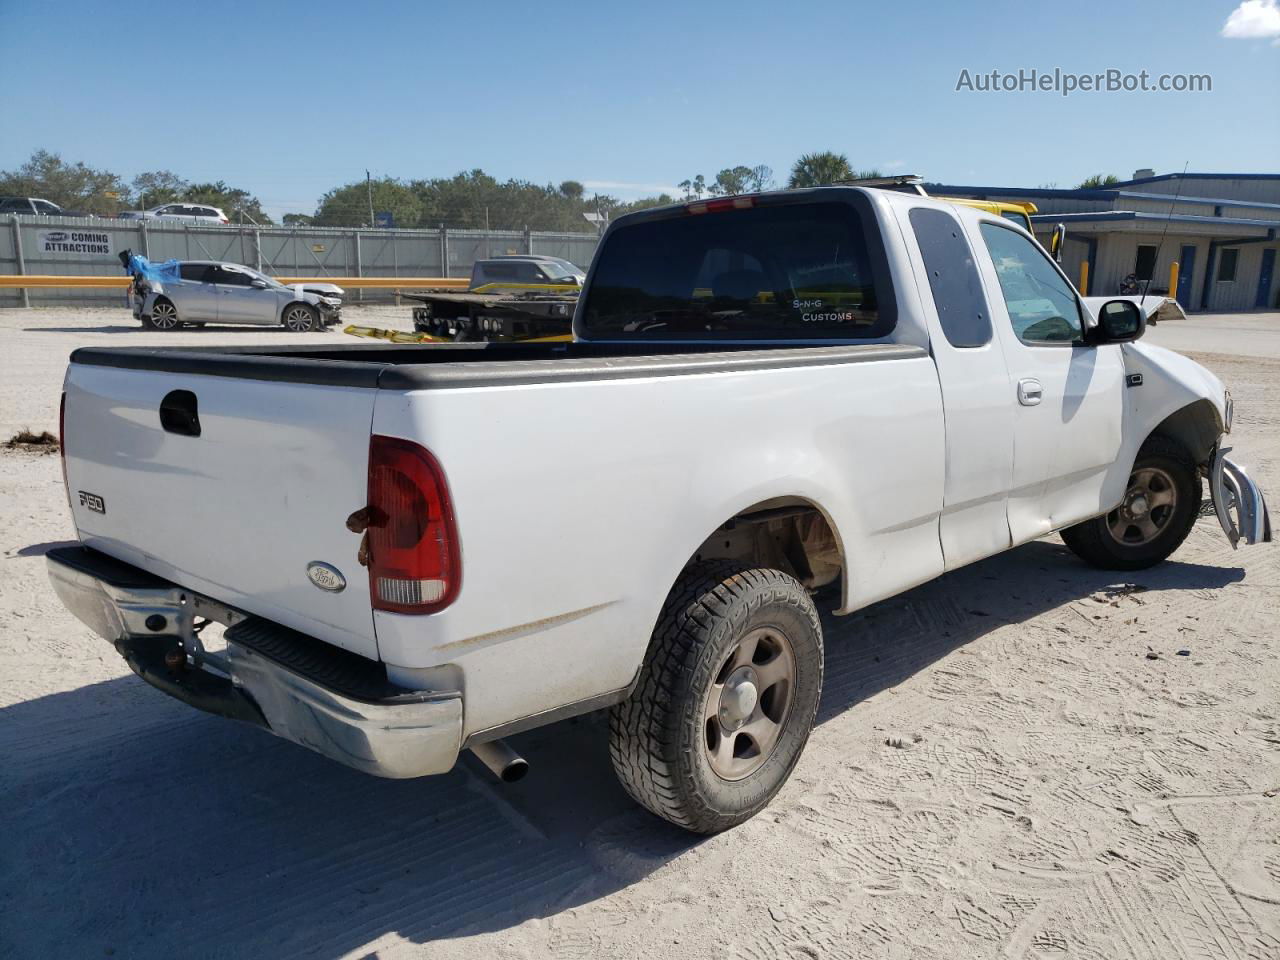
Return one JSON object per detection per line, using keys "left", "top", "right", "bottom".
{"left": 62, "top": 364, "right": 378, "bottom": 658}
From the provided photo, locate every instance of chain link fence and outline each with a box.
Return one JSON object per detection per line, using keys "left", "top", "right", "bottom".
{"left": 0, "top": 215, "right": 601, "bottom": 306}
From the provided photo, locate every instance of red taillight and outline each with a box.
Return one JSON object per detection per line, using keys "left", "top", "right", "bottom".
{"left": 687, "top": 195, "right": 756, "bottom": 215}
{"left": 59, "top": 391, "right": 70, "bottom": 507}
{"left": 366, "top": 435, "right": 460, "bottom": 614}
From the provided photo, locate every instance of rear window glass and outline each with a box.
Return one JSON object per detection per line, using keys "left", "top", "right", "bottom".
{"left": 580, "top": 200, "right": 893, "bottom": 340}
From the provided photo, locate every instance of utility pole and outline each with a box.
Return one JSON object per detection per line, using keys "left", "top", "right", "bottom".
{"left": 366, "top": 169, "right": 375, "bottom": 228}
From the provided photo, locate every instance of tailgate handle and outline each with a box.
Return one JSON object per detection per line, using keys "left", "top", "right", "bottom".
{"left": 160, "top": 390, "right": 201, "bottom": 437}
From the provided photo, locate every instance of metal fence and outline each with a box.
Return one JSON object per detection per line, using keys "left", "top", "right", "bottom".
{"left": 0, "top": 215, "right": 601, "bottom": 306}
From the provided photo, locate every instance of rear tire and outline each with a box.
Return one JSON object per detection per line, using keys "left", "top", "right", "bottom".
{"left": 1060, "top": 436, "right": 1201, "bottom": 570}
{"left": 143, "top": 298, "right": 179, "bottom": 330}
{"left": 282, "top": 303, "right": 318, "bottom": 332}
{"left": 609, "top": 562, "right": 823, "bottom": 834}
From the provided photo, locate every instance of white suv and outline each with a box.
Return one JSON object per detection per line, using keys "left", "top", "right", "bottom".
{"left": 119, "top": 203, "right": 229, "bottom": 225}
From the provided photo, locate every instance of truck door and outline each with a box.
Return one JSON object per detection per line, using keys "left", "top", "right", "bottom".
{"left": 972, "top": 220, "right": 1125, "bottom": 545}
{"left": 901, "top": 206, "right": 1014, "bottom": 569}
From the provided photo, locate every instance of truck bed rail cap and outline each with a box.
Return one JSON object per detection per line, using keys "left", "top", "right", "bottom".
{"left": 376, "top": 343, "right": 927, "bottom": 389}
{"left": 69, "top": 342, "right": 927, "bottom": 390}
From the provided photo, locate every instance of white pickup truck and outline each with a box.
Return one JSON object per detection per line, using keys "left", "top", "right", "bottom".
{"left": 48, "top": 186, "right": 1270, "bottom": 834}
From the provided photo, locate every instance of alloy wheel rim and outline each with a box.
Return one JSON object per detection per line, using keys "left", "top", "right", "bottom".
{"left": 1106, "top": 466, "right": 1178, "bottom": 545}
{"left": 153, "top": 304, "right": 177, "bottom": 329}
{"left": 285, "top": 307, "right": 312, "bottom": 331}
{"left": 701, "top": 626, "right": 797, "bottom": 781}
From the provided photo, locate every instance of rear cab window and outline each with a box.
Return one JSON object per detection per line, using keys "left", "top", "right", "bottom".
{"left": 580, "top": 195, "right": 896, "bottom": 341}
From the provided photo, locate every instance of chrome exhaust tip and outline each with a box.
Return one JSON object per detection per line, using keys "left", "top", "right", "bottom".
{"left": 470, "top": 739, "right": 529, "bottom": 783}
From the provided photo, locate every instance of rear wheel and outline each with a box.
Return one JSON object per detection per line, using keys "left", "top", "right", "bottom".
{"left": 609, "top": 563, "right": 824, "bottom": 834}
{"left": 282, "top": 303, "right": 318, "bottom": 332}
{"left": 144, "top": 299, "right": 179, "bottom": 330}
{"left": 1061, "top": 436, "right": 1201, "bottom": 570}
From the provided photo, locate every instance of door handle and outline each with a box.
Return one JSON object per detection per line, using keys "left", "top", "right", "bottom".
{"left": 1017, "top": 378, "right": 1043, "bottom": 406}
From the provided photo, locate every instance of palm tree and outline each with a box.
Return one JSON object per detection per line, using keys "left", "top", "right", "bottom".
{"left": 788, "top": 152, "right": 855, "bottom": 188}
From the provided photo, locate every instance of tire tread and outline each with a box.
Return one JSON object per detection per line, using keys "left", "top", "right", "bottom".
{"left": 608, "top": 562, "right": 822, "bottom": 833}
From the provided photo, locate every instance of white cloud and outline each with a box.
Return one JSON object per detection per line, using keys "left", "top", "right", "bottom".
{"left": 582, "top": 180, "right": 684, "bottom": 197}
{"left": 1221, "top": 0, "right": 1280, "bottom": 40}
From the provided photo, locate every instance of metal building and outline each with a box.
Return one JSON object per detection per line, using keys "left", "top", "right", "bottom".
{"left": 927, "top": 172, "right": 1280, "bottom": 312}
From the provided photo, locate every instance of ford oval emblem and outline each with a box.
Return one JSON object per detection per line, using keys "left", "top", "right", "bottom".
{"left": 306, "top": 562, "right": 346, "bottom": 593}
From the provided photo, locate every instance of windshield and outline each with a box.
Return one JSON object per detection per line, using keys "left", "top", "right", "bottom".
{"left": 580, "top": 201, "right": 892, "bottom": 340}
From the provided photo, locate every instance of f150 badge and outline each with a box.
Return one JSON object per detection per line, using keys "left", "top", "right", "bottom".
{"left": 306, "top": 562, "right": 347, "bottom": 593}
{"left": 78, "top": 491, "right": 106, "bottom": 514}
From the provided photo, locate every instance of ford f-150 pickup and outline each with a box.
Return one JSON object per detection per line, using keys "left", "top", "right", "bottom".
{"left": 48, "top": 186, "right": 1270, "bottom": 834}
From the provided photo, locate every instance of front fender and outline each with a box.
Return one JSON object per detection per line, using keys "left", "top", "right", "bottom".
{"left": 1099, "top": 341, "right": 1227, "bottom": 508}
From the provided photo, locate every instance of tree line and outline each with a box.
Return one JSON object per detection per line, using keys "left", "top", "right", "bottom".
{"left": 3, "top": 149, "right": 1119, "bottom": 230}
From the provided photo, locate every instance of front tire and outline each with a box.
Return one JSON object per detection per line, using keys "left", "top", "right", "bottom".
{"left": 609, "top": 563, "right": 824, "bottom": 834}
{"left": 282, "top": 303, "right": 318, "bottom": 332}
{"left": 143, "top": 298, "right": 179, "bottom": 330}
{"left": 1061, "top": 436, "right": 1201, "bottom": 570}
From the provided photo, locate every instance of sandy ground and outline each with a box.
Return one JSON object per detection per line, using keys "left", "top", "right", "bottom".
{"left": 1, "top": 307, "right": 1278, "bottom": 960}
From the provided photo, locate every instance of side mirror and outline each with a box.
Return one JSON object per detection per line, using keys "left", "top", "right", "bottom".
{"left": 250, "top": 278, "right": 268, "bottom": 289}
{"left": 1049, "top": 223, "right": 1066, "bottom": 263}
{"left": 1092, "top": 299, "right": 1145, "bottom": 344}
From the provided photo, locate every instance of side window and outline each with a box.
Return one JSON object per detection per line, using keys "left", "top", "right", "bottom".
{"left": 1000, "top": 210, "right": 1032, "bottom": 231}
{"left": 515, "top": 263, "right": 544, "bottom": 283}
{"left": 34, "top": 200, "right": 59, "bottom": 215}
{"left": 980, "top": 222, "right": 1083, "bottom": 344}
{"left": 483, "top": 263, "right": 517, "bottom": 280}
{"left": 909, "top": 208, "right": 991, "bottom": 348}
{"left": 179, "top": 264, "right": 210, "bottom": 282}
{"left": 211, "top": 266, "right": 253, "bottom": 286}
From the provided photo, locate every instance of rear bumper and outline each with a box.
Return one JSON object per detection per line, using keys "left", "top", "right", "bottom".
{"left": 45, "top": 546, "right": 463, "bottom": 778}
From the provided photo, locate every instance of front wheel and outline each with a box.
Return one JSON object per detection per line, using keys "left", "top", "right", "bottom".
{"left": 609, "top": 563, "right": 824, "bottom": 834}
{"left": 1061, "top": 436, "right": 1201, "bottom": 570}
{"left": 282, "top": 303, "right": 318, "bottom": 332}
{"left": 143, "top": 299, "right": 179, "bottom": 330}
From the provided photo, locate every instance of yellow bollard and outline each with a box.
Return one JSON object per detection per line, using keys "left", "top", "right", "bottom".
{"left": 1079, "top": 261, "right": 1090, "bottom": 295}
{"left": 1168, "top": 261, "right": 1180, "bottom": 302}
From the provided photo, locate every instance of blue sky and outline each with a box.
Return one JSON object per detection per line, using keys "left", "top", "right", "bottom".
{"left": 2, "top": 0, "right": 1276, "bottom": 220}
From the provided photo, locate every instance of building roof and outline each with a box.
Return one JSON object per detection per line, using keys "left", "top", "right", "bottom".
{"left": 1028, "top": 211, "right": 1280, "bottom": 238}
{"left": 1113, "top": 190, "right": 1280, "bottom": 212}
{"left": 926, "top": 182, "right": 1280, "bottom": 212}
{"left": 1104, "top": 172, "right": 1280, "bottom": 189}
